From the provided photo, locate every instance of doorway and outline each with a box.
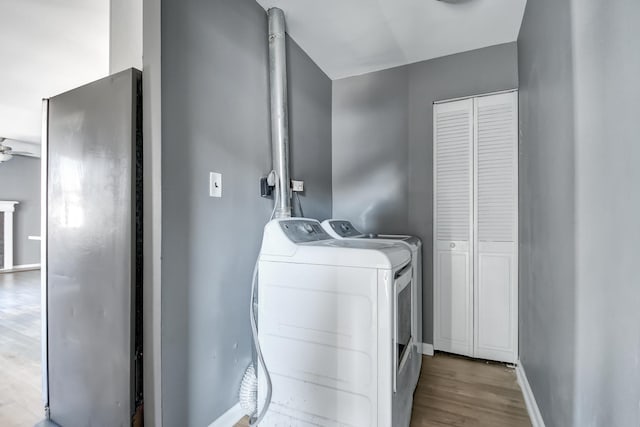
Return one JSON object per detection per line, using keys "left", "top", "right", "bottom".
{"left": 0, "top": 154, "right": 44, "bottom": 426}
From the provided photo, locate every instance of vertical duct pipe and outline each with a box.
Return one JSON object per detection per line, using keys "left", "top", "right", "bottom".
{"left": 268, "top": 8, "right": 291, "bottom": 218}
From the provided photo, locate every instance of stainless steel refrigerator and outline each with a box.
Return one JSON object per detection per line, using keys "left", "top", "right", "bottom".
{"left": 43, "top": 68, "right": 143, "bottom": 426}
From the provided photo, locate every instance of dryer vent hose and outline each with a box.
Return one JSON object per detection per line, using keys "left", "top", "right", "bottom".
{"left": 248, "top": 257, "right": 272, "bottom": 426}
{"left": 239, "top": 364, "right": 257, "bottom": 416}
{"left": 244, "top": 171, "right": 278, "bottom": 425}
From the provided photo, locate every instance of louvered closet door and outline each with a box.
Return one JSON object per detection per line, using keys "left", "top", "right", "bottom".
{"left": 473, "top": 92, "right": 518, "bottom": 363}
{"left": 433, "top": 98, "right": 474, "bottom": 357}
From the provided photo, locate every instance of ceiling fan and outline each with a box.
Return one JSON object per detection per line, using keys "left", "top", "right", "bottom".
{"left": 0, "top": 137, "right": 41, "bottom": 163}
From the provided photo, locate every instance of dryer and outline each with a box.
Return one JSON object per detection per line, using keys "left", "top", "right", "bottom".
{"left": 258, "top": 218, "right": 415, "bottom": 426}
{"left": 321, "top": 219, "right": 423, "bottom": 370}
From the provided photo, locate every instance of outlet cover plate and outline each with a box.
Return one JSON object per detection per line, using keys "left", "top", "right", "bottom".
{"left": 292, "top": 180, "right": 304, "bottom": 192}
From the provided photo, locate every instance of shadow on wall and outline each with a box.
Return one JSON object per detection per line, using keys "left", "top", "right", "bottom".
{"left": 332, "top": 66, "right": 410, "bottom": 236}
{"left": 336, "top": 160, "right": 407, "bottom": 233}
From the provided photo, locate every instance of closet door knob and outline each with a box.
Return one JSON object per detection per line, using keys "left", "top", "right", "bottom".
{"left": 450, "top": 243, "right": 456, "bottom": 248}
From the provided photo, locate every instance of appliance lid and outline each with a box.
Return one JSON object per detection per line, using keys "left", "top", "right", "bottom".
{"left": 261, "top": 219, "right": 411, "bottom": 268}
{"left": 324, "top": 219, "right": 363, "bottom": 238}
{"left": 321, "top": 219, "right": 422, "bottom": 249}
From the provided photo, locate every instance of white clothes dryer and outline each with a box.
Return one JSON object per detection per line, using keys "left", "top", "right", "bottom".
{"left": 321, "top": 219, "right": 423, "bottom": 365}
{"left": 258, "top": 218, "right": 415, "bottom": 427}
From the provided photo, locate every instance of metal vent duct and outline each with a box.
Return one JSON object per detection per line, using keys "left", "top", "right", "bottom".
{"left": 268, "top": 8, "right": 292, "bottom": 218}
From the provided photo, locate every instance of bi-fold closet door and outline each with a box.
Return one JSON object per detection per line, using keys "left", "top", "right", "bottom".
{"left": 433, "top": 91, "right": 518, "bottom": 364}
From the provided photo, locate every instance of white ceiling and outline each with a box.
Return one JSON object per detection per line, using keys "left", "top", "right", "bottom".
{"left": 0, "top": 0, "right": 109, "bottom": 143}
{"left": 256, "top": 0, "right": 527, "bottom": 80}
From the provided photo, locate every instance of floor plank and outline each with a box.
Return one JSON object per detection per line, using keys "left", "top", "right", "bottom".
{"left": 0, "top": 270, "right": 43, "bottom": 427}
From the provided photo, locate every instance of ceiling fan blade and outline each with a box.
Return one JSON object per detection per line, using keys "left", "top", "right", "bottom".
{"left": 0, "top": 139, "right": 41, "bottom": 158}
{"left": 11, "top": 151, "right": 39, "bottom": 157}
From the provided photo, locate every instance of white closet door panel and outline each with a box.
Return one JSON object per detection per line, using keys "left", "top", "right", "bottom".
{"left": 434, "top": 99, "right": 473, "bottom": 242}
{"left": 434, "top": 243, "right": 472, "bottom": 357}
{"left": 474, "top": 242, "right": 517, "bottom": 363}
{"left": 473, "top": 92, "right": 518, "bottom": 363}
{"left": 475, "top": 92, "right": 518, "bottom": 243}
{"left": 433, "top": 98, "right": 474, "bottom": 355}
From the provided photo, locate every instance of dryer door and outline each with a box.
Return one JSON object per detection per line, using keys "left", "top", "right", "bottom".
{"left": 393, "top": 262, "right": 413, "bottom": 392}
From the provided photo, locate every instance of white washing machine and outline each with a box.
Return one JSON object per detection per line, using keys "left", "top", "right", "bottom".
{"left": 321, "top": 220, "right": 423, "bottom": 368}
{"left": 258, "top": 218, "right": 415, "bottom": 426}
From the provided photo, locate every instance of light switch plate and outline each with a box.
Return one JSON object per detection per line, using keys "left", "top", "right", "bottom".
{"left": 209, "top": 172, "right": 222, "bottom": 197}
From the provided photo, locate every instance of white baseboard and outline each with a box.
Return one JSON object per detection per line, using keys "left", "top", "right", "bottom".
{"left": 0, "top": 263, "right": 41, "bottom": 273}
{"left": 208, "top": 402, "right": 245, "bottom": 427}
{"left": 516, "top": 361, "right": 545, "bottom": 427}
{"left": 420, "top": 343, "right": 434, "bottom": 356}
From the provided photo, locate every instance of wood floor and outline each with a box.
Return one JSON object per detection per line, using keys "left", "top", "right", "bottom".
{"left": 235, "top": 353, "right": 530, "bottom": 426}
{"left": 411, "top": 353, "right": 530, "bottom": 426}
{"left": 0, "top": 270, "right": 43, "bottom": 427}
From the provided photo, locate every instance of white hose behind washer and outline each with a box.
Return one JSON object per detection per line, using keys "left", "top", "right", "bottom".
{"left": 246, "top": 172, "right": 279, "bottom": 425}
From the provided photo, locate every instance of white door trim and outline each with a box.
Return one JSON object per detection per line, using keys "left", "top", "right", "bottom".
{"left": 0, "top": 200, "right": 18, "bottom": 270}
{"left": 40, "top": 99, "right": 49, "bottom": 411}
{"left": 142, "top": 0, "right": 164, "bottom": 422}
{"left": 433, "top": 88, "right": 519, "bottom": 105}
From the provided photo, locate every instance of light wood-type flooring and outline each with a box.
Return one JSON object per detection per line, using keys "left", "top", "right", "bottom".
{"left": 0, "top": 270, "right": 43, "bottom": 427}
{"left": 410, "top": 353, "right": 530, "bottom": 426}
{"left": 235, "top": 352, "right": 530, "bottom": 427}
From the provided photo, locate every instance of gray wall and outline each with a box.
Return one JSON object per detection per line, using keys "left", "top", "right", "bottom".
{"left": 160, "top": 0, "right": 332, "bottom": 424}
{"left": 517, "top": 0, "right": 577, "bottom": 425}
{"left": 0, "top": 156, "right": 40, "bottom": 266}
{"left": 332, "top": 66, "right": 409, "bottom": 234}
{"left": 332, "top": 42, "right": 518, "bottom": 344}
{"left": 519, "top": 0, "right": 640, "bottom": 425}
{"left": 287, "top": 36, "right": 333, "bottom": 220}
{"left": 571, "top": 0, "right": 640, "bottom": 425}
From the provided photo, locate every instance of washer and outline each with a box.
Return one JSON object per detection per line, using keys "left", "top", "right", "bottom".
{"left": 258, "top": 218, "right": 415, "bottom": 426}
{"left": 321, "top": 219, "right": 423, "bottom": 370}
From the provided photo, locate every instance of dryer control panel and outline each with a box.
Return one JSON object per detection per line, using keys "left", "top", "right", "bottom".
{"left": 280, "top": 220, "right": 332, "bottom": 243}
{"left": 328, "top": 220, "right": 363, "bottom": 238}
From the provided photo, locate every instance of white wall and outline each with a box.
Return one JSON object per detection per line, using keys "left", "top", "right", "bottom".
{"left": 0, "top": 0, "right": 142, "bottom": 144}
{"left": 0, "top": 0, "right": 109, "bottom": 143}
{"left": 110, "top": 0, "right": 143, "bottom": 73}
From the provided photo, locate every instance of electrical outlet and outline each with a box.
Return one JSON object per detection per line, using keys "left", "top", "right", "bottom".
{"left": 291, "top": 180, "right": 304, "bottom": 192}
{"left": 209, "top": 172, "right": 222, "bottom": 197}
{"left": 260, "top": 176, "right": 273, "bottom": 198}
